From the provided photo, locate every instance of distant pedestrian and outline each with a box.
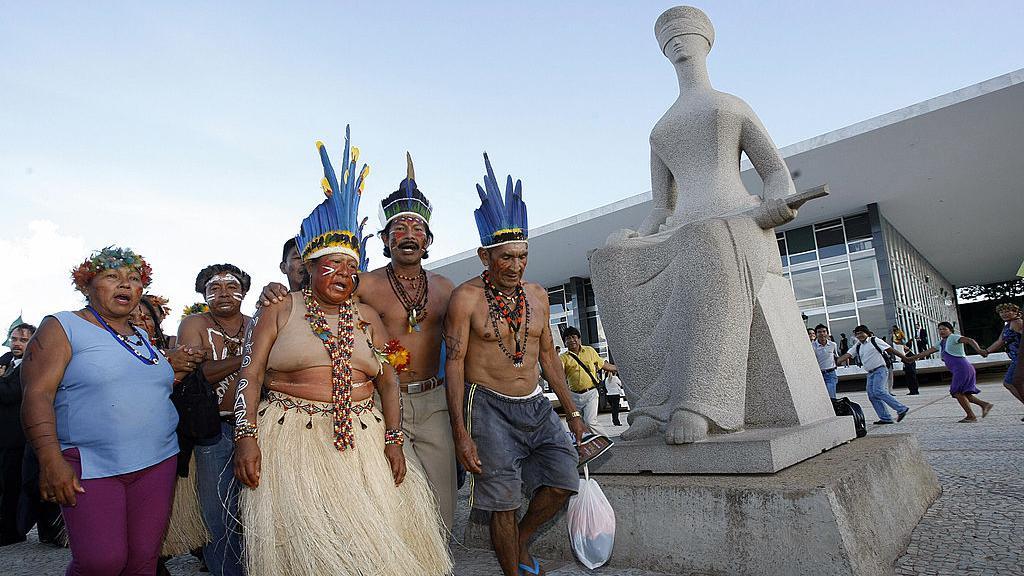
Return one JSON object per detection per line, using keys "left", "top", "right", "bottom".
{"left": 839, "top": 333, "right": 850, "bottom": 357}
{"left": 0, "top": 322, "right": 35, "bottom": 545}
{"left": 561, "top": 327, "right": 617, "bottom": 434}
{"left": 982, "top": 303, "right": 1022, "bottom": 418}
{"left": 837, "top": 325, "right": 914, "bottom": 425}
{"left": 891, "top": 325, "right": 906, "bottom": 346}
{"left": 812, "top": 324, "right": 839, "bottom": 399}
{"left": 603, "top": 372, "right": 625, "bottom": 427}
{"left": 901, "top": 344, "right": 920, "bottom": 395}
{"left": 916, "top": 325, "right": 929, "bottom": 356}
{"left": 914, "top": 322, "right": 992, "bottom": 423}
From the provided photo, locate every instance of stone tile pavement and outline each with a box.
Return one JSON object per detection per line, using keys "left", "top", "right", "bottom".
{"left": 1, "top": 376, "right": 1020, "bottom": 575}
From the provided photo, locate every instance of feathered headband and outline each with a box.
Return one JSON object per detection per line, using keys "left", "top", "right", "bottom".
{"left": 296, "top": 125, "right": 371, "bottom": 267}
{"left": 474, "top": 153, "right": 528, "bottom": 248}
{"left": 379, "top": 152, "right": 433, "bottom": 229}
{"left": 71, "top": 246, "right": 153, "bottom": 293}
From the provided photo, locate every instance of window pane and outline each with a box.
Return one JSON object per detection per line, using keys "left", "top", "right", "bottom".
{"left": 844, "top": 214, "right": 871, "bottom": 240}
{"left": 805, "top": 313, "right": 827, "bottom": 332}
{"left": 583, "top": 281, "right": 597, "bottom": 308}
{"left": 857, "top": 304, "right": 887, "bottom": 336}
{"left": 815, "top": 226, "right": 847, "bottom": 259}
{"left": 786, "top": 226, "right": 815, "bottom": 254}
{"left": 828, "top": 317, "right": 860, "bottom": 347}
{"left": 777, "top": 239, "right": 788, "bottom": 267}
{"left": 851, "top": 256, "right": 881, "bottom": 301}
{"left": 792, "top": 267, "right": 823, "bottom": 301}
{"left": 822, "top": 269, "right": 855, "bottom": 306}
{"left": 548, "top": 288, "right": 565, "bottom": 314}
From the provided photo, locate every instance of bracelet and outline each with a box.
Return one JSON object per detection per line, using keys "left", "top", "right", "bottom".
{"left": 567, "top": 411, "right": 582, "bottom": 421}
{"left": 384, "top": 429, "right": 405, "bottom": 446}
{"left": 233, "top": 422, "right": 259, "bottom": 442}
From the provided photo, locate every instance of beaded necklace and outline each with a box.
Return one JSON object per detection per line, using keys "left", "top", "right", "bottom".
{"left": 86, "top": 305, "right": 160, "bottom": 365}
{"left": 302, "top": 289, "right": 357, "bottom": 451}
{"left": 481, "top": 271, "right": 530, "bottom": 368}
{"left": 386, "top": 264, "right": 429, "bottom": 333}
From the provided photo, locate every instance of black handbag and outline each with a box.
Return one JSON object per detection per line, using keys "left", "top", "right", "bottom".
{"left": 170, "top": 369, "right": 221, "bottom": 444}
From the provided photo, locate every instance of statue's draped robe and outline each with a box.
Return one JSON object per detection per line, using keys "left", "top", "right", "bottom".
{"left": 591, "top": 215, "right": 779, "bottom": 433}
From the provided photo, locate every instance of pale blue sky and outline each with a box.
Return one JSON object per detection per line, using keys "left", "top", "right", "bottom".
{"left": 1, "top": 1, "right": 1022, "bottom": 337}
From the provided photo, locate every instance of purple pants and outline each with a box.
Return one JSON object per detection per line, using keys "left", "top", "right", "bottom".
{"left": 61, "top": 448, "right": 177, "bottom": 576}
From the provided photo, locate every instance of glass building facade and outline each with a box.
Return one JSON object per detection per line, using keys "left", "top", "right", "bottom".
{"left": 549, "top": 204, "right": 957, "bottom": 357}
{"left": 776, "top": 212, "right": 888, "bottom": 343}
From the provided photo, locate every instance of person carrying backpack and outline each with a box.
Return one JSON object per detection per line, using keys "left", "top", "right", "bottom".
{"left": 836, "top": 325, "right": 915, "bottom": 425}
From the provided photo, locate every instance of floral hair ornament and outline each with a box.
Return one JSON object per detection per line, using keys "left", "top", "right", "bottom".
{"left": 71, "top": 246, "right": 153, "bottom": 292}
{"left": 295, "top": 125, "right": 371, "bottom": 269}
{"left": 474, "top": 153, "right": 528, "bottom": 248}
{"left": 377, "top": 339, "right": 411, "bottom": 373}
{"left": 142, "top": 294, "right": 172, "bottom": 317}
{"left": 181, "top": 302, "right": 209, "bottom": 319}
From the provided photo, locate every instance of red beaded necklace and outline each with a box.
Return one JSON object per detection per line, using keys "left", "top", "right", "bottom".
{"left": 481, "top": 271, "right": 530, "bottom": 368}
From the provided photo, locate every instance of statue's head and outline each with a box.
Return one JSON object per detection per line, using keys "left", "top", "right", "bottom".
{"left": 655, "top": 6, "right": 714, "bottom": 63}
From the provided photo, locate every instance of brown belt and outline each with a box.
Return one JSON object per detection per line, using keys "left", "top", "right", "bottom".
{"left": 401, "top": 376, "right": 441, "bottom": 394}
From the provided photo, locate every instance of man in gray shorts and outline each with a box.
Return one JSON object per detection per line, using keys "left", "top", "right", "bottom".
{"left": 446, "top": 155, "right": 588, "bottom": 576}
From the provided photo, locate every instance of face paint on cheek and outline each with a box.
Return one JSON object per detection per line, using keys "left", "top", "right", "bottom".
{"left": 205, "top": 293, "right": 216, "bottom": 304}
{"left": 321, "top": 264, "right": 337, "bottom": 276}
{"left": 231, "top": 292, "right": 244, "bottom": 302}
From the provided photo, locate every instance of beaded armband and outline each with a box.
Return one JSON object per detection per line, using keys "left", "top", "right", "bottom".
{"left": 384, "top": 428, "right": 405, "bottom": 446}
{"left": 233, "top": 422, "right": 259, "bottom": 442}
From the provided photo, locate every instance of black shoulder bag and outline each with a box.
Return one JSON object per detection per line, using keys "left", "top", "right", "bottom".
{"left": 567, "top": 351, "right": 603, "bottom": 392}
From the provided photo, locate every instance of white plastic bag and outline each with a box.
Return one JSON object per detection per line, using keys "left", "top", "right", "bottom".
{"left": 566, "top": 464, "right": 615, "bottom": 569}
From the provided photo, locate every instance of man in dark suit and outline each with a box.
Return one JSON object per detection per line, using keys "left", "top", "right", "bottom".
{"left": 0, "top": 323, "right": 34, "bottom": 545}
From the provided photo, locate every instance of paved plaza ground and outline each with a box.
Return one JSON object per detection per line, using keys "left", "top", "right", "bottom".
{"left": 2, "top": 375, "right": 1020, "bottom": 575}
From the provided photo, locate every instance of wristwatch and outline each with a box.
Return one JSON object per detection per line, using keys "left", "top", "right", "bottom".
{"left": 568, "top": 411, "right": 582, "bottom": 421}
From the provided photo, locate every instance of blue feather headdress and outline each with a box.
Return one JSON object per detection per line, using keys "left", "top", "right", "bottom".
{"left": 378, "top": 152, "right": 433, "bottom": 229}
{"left": 296, "top": 125, "right": 371, "bottom": 268}
{"left": 474, "top": 153, "right": 528, "bottom": 247}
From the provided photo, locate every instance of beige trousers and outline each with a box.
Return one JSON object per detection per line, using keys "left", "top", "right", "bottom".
{"left": 402, "top": 384, "right": 457, "bottom": 531}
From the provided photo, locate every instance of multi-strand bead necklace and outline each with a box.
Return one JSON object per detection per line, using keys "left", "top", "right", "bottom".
{"left": 481, "top": 271, "right": 531, "bottom": 368}
{"left": 302, "top": 289, "right": 357, "bottom": 451}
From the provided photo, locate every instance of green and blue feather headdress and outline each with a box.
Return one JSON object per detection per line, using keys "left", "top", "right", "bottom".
{"left": 296, "top": 125, "right": 371, "bottom": 270}
{"left": 474, "top": 153, "right": 528, "bottom": 247}
{"left": 378, "top": 152, "right": 433, "bottom": 230}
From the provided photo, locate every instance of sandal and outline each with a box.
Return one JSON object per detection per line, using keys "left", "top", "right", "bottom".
{"left": 982, "top": 403, "right": 994, "bottom": 417}
{"left": 518, "top": 558, "right": 543, "bottom": 575}
{"left": 957, "top": 417, "right": 978, "bottom": 423}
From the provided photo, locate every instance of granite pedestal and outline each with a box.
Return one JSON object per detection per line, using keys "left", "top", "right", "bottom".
{"left": 593, "top": 415, "right": 856, "bottom": 474}
{"left": 465, "top": 435, "right": 939, "bottom": 576}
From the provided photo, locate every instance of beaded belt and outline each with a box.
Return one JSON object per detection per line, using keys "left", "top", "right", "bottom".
{"left": 264, "top": 390, "right": 375, "bottom": 417}
{"left": 401, "top": 376, "right": 441, "bottom": 395}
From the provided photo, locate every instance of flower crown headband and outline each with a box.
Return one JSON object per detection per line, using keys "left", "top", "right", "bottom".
{"left": 71, "top": 246, "right": 153, "bottom": 293}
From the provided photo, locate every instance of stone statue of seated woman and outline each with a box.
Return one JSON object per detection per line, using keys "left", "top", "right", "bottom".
{"left": 591, "top": 6, "right": 831, "bottom": 445}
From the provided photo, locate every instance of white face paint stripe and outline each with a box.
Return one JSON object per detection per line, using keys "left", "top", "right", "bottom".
{"left": 206, "top": 273, "right": 241, "bottom": 287}
{"left": 321, "top": 265, "right": 337, "bottom": 276}
{"left": 230, "top": 292, "right": 244, "bottom": 302}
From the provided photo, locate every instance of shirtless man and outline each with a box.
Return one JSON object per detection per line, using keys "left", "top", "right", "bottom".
{"left": 446, "top": 155, "right": 586, "bottom": 576}
{"left": 177, "top": 264, "right": 251, "bottom": 576}
{"left": 260, "top": 156, "right": 458, "bottom": 529}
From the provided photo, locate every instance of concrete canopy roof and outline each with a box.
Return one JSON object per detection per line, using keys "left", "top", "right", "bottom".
{"left": 430, "top": 70, "right": 1024, "bottom": 289}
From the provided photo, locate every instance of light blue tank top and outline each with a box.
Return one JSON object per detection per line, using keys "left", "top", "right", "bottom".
{"left": 52, "top": 311, "right": 178, "bottom": 479}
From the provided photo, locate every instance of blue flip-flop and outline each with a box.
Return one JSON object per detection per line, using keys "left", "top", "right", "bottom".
{"left": 518, "top": 558, "right": 542, "bottom": 575}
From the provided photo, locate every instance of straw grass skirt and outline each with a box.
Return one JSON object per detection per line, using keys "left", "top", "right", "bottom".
{"left": 162, "top": 454, "right": 211, "bottom": 556}
{"left": 240, "top": 394, "right": 453, "bottom": 576}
